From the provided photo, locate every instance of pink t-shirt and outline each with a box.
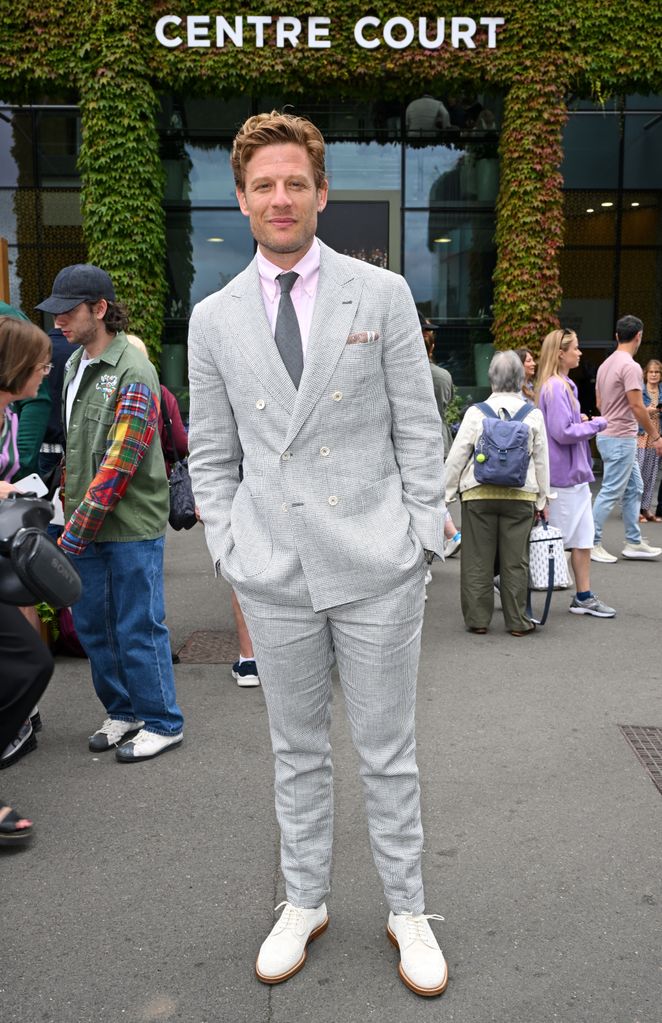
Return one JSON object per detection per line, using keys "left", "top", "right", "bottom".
{"left": 596, "top": 349, "right": 643, "bottom": 437}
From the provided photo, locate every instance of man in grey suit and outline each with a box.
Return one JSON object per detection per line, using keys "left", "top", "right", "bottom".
{"left": 187, "top": 112, "right": 448, "bottom": 997}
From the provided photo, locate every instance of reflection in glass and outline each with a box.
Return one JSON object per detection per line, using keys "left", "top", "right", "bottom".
{"left": 624, "top": 114, "right": 662, "bottom": 189}
{"left": 165, "top": 209, "right": 253, "bottom": 319}
{"left": 0, "top": 109, "right": 34, "bottom": 186}
{"left": 162, "top": 139, "right": 237, "bottom": 204}
{"left": 36, "top": 111, "right": 81, "bottom": 186}
{"left": 405, "top": 139, "right": 499, "bottom": 207}
{"left": 326, "top": 141, "right": 400, "bottom": 191}
{"left": 405, "top": 210, "right": 496, "bottom": 321}
{"left": 561, "top": 114, "right": 620, "bottom": 189}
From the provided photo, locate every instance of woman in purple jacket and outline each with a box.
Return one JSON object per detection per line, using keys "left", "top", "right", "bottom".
{"left": 536, "top": 329, "right": 616, "bottom": 618}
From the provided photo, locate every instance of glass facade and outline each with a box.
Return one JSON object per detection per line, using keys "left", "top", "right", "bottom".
{"left": 2, "top": 91, "right": 662, "bottom": 396}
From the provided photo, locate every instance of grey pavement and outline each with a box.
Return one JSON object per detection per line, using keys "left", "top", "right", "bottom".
{"left": 3, "top": 510, "right": 662, "bottom": 1023}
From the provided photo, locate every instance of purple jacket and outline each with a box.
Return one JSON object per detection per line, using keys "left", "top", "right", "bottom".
{"left": 538, "top": 376, "right": 607, "bottom": 487}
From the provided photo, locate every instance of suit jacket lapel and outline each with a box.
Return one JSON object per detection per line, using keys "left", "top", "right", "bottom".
{"left": 228, "top": 257, "right": 298, "bottom": 416}
{"left": 284, "top": 243, "right": 362, "bottom": 449}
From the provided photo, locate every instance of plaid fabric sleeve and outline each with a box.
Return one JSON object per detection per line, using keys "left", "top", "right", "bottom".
{"left": 58, "top": 383, "right": 159, "bottom": 555}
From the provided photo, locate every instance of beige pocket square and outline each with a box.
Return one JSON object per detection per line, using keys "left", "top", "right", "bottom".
{"left": 346, "top": 330, "right": 380, "bottom": 345}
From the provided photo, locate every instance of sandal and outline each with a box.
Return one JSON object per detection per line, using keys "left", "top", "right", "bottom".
{"left": 0, "top": 802, "right": 33, "bottom": 845}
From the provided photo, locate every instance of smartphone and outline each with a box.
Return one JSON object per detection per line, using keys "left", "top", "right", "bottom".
{"left": 14, "top": 472, "right": 48, "bottom": 498}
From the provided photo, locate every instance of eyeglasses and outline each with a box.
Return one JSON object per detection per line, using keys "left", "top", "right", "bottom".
{"left": 37, "top": 362, "right": 53, "bottom": 375}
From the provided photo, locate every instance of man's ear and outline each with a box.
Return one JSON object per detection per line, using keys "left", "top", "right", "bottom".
{"left": 93, "top": 299, "right": 108, "bottom": 321}
{"left": 317, "top": 180, "right": 329, "bottom": 214}
{"left": 236, "top": 188, "right": 249, "bottom": 216}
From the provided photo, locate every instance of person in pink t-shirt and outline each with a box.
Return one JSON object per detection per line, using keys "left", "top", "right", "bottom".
{"left": 591, "top": 314, "right": 662, "bottom": 562}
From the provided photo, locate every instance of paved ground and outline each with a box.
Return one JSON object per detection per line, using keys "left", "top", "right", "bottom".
{"left": 3, "top": 509, "right": 662, "bottom": 1023}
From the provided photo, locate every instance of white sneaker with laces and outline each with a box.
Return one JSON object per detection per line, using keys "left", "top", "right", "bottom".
{"left": 114, "top": 728, "right": 183, "bottom": 762}
{"left": 590, "top": 544, "right": 618, "bottom": 564}
{"left": 387, "top": 911, "right": 448, "bottom": 997}
{"left": 255, "top": 901, "right": 328, "bottom": 984}
{"left": 88, "top": 717, "right": 145, "bottom": 752}
{"left": 622, "top": 540, "right": 662, "bottom": 559}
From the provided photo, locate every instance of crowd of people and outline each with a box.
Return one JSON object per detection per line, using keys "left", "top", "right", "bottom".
{"left": 1, "top": 108, "right": 661, "bottom": 1000}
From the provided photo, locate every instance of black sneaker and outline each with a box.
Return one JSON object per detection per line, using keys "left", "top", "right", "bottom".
{"left": 231, "top": 660, "right": 260, "bottom": 688}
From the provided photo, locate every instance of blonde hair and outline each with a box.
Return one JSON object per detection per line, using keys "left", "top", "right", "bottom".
{"left": 231, "top": 110, "right": 327, "bottom": 191}
{"left": 0, "top": 315, "right": 51, "bottom": 395}
{"left": 125, "top": 334, "right": 149, "bottom": 358}
{"left": 535, "top": 328, "right": 579, "bottom": 406}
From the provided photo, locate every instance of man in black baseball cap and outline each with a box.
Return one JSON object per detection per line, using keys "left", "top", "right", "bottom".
{"left": 35, "top": 263, "right": 185, "bottom": 762}
{"left": 35, "top": 264, "right": 116, "bottom": 315}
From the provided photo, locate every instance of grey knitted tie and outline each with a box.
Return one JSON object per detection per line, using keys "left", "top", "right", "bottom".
{"left": 274, "top": 271, "right": 303, "bottom": 388}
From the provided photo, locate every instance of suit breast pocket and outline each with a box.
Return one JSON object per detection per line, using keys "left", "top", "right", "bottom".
{"left": 336, "top": 343, "right": 382, "bottom": 387}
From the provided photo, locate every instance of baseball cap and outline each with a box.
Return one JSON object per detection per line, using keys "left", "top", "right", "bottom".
{"left": 36, "top": 264, "right": 116, "bottom": 314}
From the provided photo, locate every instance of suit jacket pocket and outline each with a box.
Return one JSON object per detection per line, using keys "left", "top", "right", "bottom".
{"left": 228, "top": 484, "right": 273, "bottom": 578}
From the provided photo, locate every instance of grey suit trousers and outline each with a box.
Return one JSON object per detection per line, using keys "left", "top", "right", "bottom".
{"left": 237, "top": 565, "right": 427, "bottom": 914}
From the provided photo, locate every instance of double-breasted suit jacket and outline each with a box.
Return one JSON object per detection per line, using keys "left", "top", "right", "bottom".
{"left": 187, "top": 240, "right": 446, "bottom": 612}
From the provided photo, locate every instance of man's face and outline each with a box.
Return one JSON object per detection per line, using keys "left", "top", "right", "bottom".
{"left": 236, "top": 143, "right": 328, "bottom": 268}
{"left": 54, "top": 301, "right": 103, "bottom": 348}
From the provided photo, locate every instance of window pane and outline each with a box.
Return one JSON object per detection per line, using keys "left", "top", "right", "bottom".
{"left": 0, "top": 109, "right": 34, "bottom": 186}
{"left": 623, "top": 113, "right": 662, "bottom": 189}
{"left": 405, "top": 141, "right": 499, "bottom": 207}
{"left": 163, "top": 140, "right": 237, "bottom": 204}
{"left": 165, "top": 209, "right": 253, "bottom": 319}
{"left": 404, "top": 210, "right": 495, "bottom": 321}
{"left": 564, "top": 191, "right": 618, "bottom": 245}
{"left": 36, "top": 110, "right": 81, "bottom": 186}
{"left": 559, "top": 249, "right": 615, "bottom": 341}
{"left": 326, "top": 140, "right": 400, "bottom": 191}
{"left": 561, "top": 114, "right": 620, "bottom": 188}
{"left": 618, "top": 249, "right": 662, "bottom": 340}
{"left": 620, "top": 193, "right": 662, "bottom": 245}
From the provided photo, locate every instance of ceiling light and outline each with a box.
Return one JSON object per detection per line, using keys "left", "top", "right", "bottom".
{"left": 600, "top": 201, "right": 613, "bottom": 208}
{"left": 207, "top": 236, "right": 224, "bottom": 242}
{"left": 586, "top": 208, "right": 594, "bottom": 213}
{"left": 631, "top": 202, "right": 640, "bottom": 207}
{"left": 434, "top": 237, "right": 452, "bottom": 244}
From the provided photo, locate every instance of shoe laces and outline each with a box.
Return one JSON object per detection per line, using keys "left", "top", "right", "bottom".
{"left": 273, "top": 901, "right": 312, "bottom": 936}
{"left": 399, "top": 912, "right": 445, "bottom": 946}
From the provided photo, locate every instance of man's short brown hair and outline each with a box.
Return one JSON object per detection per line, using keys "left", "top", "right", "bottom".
{"left": 231, "top": 111, "right": 326, "bottom": 191}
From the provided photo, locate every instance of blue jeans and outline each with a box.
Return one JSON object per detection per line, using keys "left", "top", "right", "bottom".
{"left": 592, "top": 435, "right": 643, "bottom": 545}
{"left": 71, "top": 538, "right": 184, "bottom": 736}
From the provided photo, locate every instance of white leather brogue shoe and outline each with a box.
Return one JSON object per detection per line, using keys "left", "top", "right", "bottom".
{"left": 387, "top": 911, "right": 448, "bottom": 997}
{"left": 255, "top": 901, "right": 328, "bottom": 984}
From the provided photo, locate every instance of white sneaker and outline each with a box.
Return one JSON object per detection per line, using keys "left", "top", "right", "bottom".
{"left": 444, "top": 532, "right": 462, "bottom": 558}
{"left": 114, "top": 728, "right": 183, "bottom": 762}
{"left": 255, "top": 901, "right": 328, "bottom": 984}
{"left": 387, "top": 911, "right": 448, "bottom": 997}
{"left": 590, "top": 544, "right": 618, "bottom": 564}
{"left": 622, "top": 540, "right": 662, "bottom": 559}
{"left": 88, "top": 717, "right": 145, "bottom": 752}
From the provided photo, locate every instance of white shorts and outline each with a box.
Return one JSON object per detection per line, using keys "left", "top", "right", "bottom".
{"left": 548, "top": 482, "right": 594, "bottom": 550}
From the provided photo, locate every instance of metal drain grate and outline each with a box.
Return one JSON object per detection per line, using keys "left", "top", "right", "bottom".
{"left": 619, "top": 726, "right": 662, "bottom": 795}
{"left": 175, "top": 630, "right": 238, "bottom": 664}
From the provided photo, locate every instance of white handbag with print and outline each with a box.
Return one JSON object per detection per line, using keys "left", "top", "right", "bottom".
{"left": 529, "top": 521, "right": 571, "bottom": 591}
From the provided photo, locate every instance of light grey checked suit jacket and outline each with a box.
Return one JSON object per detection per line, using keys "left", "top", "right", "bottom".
{"left": 187, "top": 240, "right": 446, "bottom": 612}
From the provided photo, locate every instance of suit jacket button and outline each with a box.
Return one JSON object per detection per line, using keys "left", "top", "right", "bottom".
{"left": 281, "top": 503, "right": 288, "bottom": 511}
{"left": 328, "top": 495, "right": 339, "bottom": 506}
{"left": 281, "top": 451, "right": 292, "bottom": 460}
{"left": 256, "top": 399, "right": 266, "bottom": 409}
{"left": 320, "top": 446, "right": 330, "bottom": 457}
{"left": 332, "top": 391, "right": 343, "bottom": 401}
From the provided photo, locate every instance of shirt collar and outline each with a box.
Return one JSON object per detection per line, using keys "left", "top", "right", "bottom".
{"left": 257, "top": 238, "right": 320, "bottom": 302}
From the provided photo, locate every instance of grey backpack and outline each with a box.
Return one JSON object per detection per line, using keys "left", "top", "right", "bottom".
{"left": 473, "top": 402, "right": 533, "bottom": 488}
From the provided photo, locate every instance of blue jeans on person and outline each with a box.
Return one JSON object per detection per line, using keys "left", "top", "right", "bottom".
{"left": 592, "top": 435, "right": 643, "bottom": 545}
{"left": 71, "top": 537, "right": 184, "bottom": 736}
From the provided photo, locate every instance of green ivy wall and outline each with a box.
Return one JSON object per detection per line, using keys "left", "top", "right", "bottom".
{"left": 2, "top": 1, "right": 662, "bottom": 355}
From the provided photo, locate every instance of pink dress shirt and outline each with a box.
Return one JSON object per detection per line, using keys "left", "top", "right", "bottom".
{"left": 256, "top": 239, "right": 321, "bottom": 360}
